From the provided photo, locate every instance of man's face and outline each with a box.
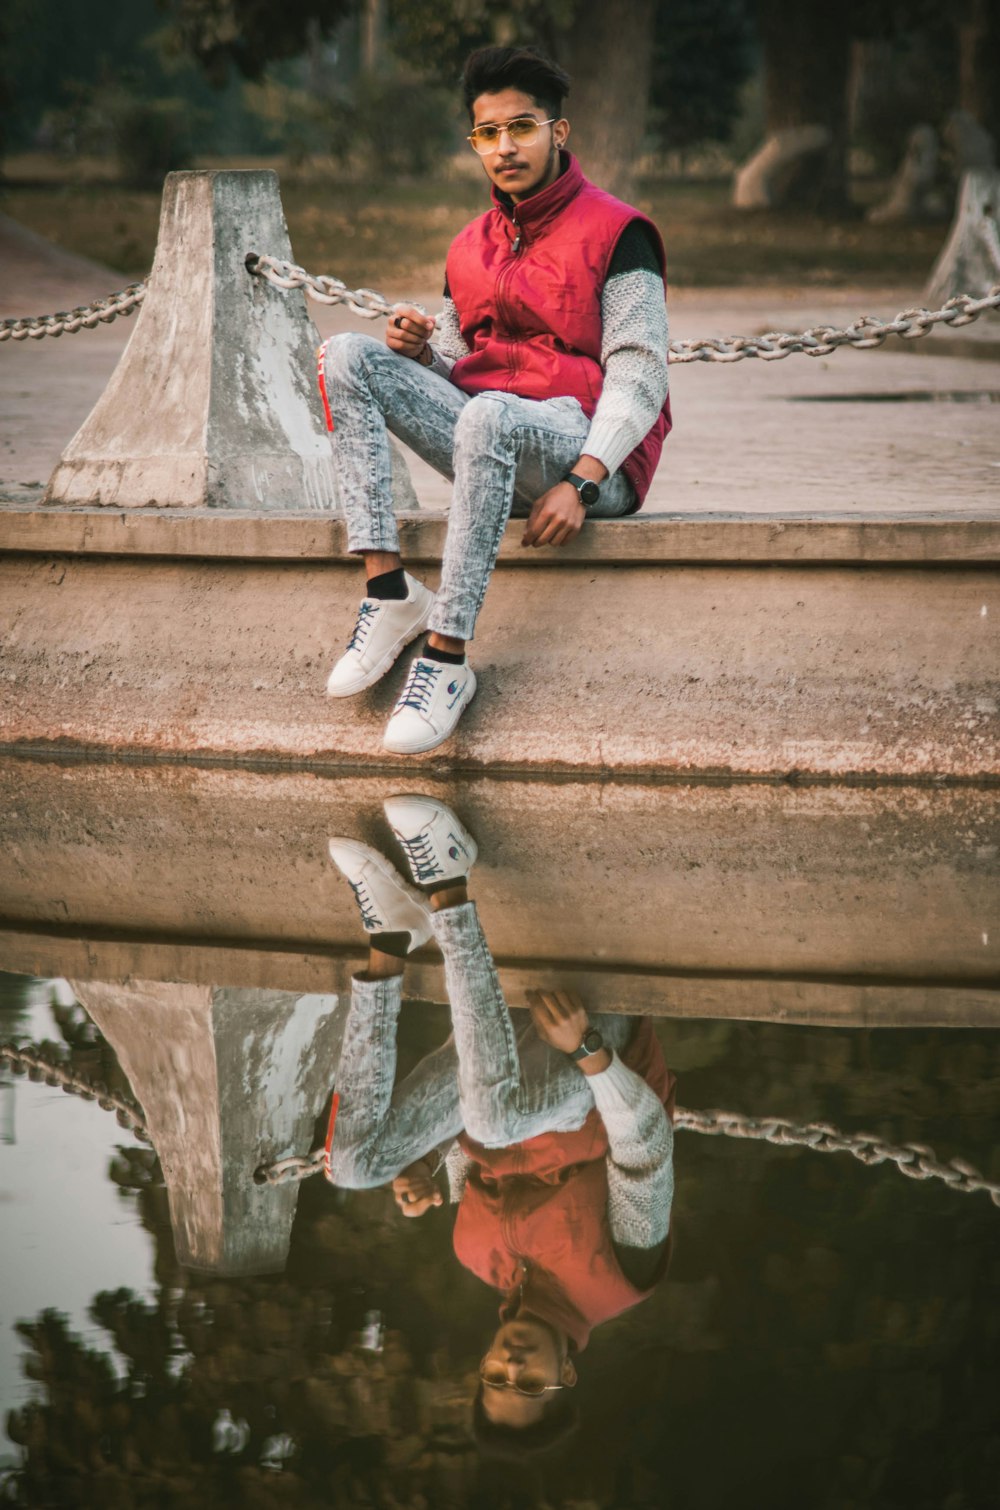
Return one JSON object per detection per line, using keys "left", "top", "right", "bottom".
{"left": 479, "top": 1315, "right": 576, "bottom": 1428}
{"left": 470, "top": 87, "right": 569, "bottom": 203}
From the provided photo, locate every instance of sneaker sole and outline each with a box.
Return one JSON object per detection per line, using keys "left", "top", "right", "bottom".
{"left": 325, "top": 597, "right": 433, "bottom": 699}
{"left": 381, "top": 675, "right": 478, "bottom": 755}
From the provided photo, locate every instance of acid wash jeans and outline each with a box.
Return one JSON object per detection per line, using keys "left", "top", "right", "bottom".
{"left": 321, "top": 333, "right": 638, "bottom": 642}
{"left": 326, "top": 899, "right": 633, "bottom": 1190}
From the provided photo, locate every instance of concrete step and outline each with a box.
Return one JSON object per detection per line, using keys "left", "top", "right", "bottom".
{"left": 1, "top": 505, "right": 998, "bottom": 780}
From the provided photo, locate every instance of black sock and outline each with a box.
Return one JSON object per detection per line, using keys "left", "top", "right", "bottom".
{"left": 424, "top": 641, "right": 466, "bottom": 666}
{"left": 421, "top": 876, "right": 468, "bottom": 897}
{"left": 369, "top": 930, "right": 413, "bottom": 959}
{"left": 367, "top": 568, "right": 407, "bottom": 601}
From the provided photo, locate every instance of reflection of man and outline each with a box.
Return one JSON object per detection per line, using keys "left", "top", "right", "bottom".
{"left": 327, "top": 797, "right": 675, "bottom": 1450}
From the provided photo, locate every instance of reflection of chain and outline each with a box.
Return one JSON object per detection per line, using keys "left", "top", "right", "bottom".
{"left": 5, "top": 1039, "right": 997, "bottom": 1207}
{"left": 0, "top": 1042, "right": 149, "bottom": 1140}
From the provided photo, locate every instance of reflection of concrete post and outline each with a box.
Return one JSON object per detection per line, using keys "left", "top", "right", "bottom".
{"left": 44, "top": 170, "right": 339, "bottom": 511}
{"left": 70, "top": 980, "right": 342, "bottom": 1275}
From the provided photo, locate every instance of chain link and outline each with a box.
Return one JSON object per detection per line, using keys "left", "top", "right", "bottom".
{"left": 246, "top": 252, "right": 1000, "bottom": 364}
{"left": 5, "top": 1038, "right": 996, "bottom": 1204}
{"left": 0, "top": 283, "right": 147, "bottom": 342}
{"left": 1, "top": 1041, "right": 151, "bottom": 1139}
{"left": 6, "top": 251, "right": 998, "bottom": 360}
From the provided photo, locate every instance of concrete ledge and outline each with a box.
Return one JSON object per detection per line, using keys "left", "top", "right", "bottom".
{"left": 1, "top": 763, "right": 996, "bottom": 995}
{"left": 3, "top": 503, "right": 1000, "bottom": 564}
{"left": 2, "top": 927, "right": 997, "bottom": 1028}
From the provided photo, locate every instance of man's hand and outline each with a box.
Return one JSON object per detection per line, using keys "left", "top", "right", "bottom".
{"left": 527, "top": 989, "right": 591, "bottom": 1054}
{"left": 521, "top": 482, "right": 586, "bottom": 548}
{"left": 387, "top": 304, "right": 435, "bottom": 363}
{"left": 391, "top": 1159, "right": 443, "bottom": 1219}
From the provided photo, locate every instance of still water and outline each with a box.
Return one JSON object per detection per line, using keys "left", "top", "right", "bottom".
{"left": 1, "top": 762, "right": 998, "bottom": 1508}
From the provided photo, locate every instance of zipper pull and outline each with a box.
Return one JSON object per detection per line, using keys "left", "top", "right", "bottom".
{"left": 511, "top": 230, "right": 522, "bottom": 254}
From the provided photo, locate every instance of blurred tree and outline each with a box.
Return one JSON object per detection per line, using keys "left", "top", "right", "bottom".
{"left": 157, "top": 0, "right": 356, "bottom": 85}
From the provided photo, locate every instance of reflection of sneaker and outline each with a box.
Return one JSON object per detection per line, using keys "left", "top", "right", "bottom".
{"left": 326, "top": 574, "right": 435, "bottom": 698}
{"left": 382, "top": 656, "right": 477, "bottom": 754}
{"left": 327, "top": 838, "right": 433, "bottom": 952}
{"left": 384, "top": 796, "right": 478, "bottom": 887}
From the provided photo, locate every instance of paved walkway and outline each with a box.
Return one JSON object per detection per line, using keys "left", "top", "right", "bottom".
{"left": 2, "top": 213, "right": 998, "bottom": 515}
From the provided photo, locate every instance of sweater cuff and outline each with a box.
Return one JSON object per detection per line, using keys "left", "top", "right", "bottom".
{"left": 427, "top": 345, "right": 456, "bottom": 378}
{"left": 585, "top": 1049, "right": 641, "bottom": 1106}
{"left": 580, "top": 418, "right": 636, "bottom": 479}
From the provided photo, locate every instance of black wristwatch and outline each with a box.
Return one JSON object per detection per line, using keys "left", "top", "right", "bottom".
{"left": 563, "top": 471, "right": 601, "bottom": 509}
{"left": 569, "top": 1027, "right": 606, "bottom": 1061}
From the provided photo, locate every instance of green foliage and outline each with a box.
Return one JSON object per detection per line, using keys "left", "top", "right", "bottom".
{"left": 649, "top": 0, "right": 755, "bottom": 153}
{"left": 157, "top": 0, "right": 356, "bottom": 85}
{"left": 387, "top": 0, "right": 577, "bottom": 83}
{"left": 322, "top": 70, "right": 457, "bottom": 176}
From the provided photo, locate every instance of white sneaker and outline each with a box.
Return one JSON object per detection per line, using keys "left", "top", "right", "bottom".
{"left": 383, "top": 795, "right": 478, "bottom": 887}
{"left": 382, "top": 656, "right": 477, "bottom": 754}
{"left": 327, "top": 837, "right": 433, "bottom": 952}
{"left": 326, "top": 574, "right": 435, "bottom": 698}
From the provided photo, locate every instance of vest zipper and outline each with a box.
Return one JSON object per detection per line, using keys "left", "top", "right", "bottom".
{"left": 496, "top": 208, "right": 523, "bottom": 387}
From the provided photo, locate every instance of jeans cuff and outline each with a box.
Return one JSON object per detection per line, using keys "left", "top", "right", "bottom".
{"left": 350, "top": 972, "right": 405, "bottom": 1008}
{"left": 429, "top": 898, "right": 480, "bottom": 951}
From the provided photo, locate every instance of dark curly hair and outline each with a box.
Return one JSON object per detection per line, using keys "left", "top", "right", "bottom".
{"left": 462, "top": 46, "right": 571, "bottom": 122}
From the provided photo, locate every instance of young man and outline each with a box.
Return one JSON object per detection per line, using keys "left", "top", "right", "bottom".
{"left": 325, "top": 796, "right": 676, "bottom": 1448}
{"left": 322, "top": 45, "right": 671, "bottom": 753}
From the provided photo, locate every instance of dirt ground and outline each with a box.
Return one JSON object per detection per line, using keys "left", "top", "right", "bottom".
{"left": 1, "top": 208, "right": 998, "bottom": 517}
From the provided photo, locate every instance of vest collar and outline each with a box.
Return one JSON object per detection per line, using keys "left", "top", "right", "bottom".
{"left": 491, "top": 150, "right": 585, "bottom": 238}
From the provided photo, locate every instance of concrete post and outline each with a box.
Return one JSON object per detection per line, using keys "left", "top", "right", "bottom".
{"left": 43, "top": 170, "right": 341, "bottom": 511}
{"left": 71, "top": 980, "right": 343, "bottom": 1275}
{"left": 925, "top": 168, "right": 1000, "bottom": 305}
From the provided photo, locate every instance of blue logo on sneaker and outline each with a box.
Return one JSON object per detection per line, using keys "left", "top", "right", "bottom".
{"left": 446, "top": 678, "right": 467, "bottom": 709}
{"left": 447, "top": 680, "right": 458, "bottom": 695}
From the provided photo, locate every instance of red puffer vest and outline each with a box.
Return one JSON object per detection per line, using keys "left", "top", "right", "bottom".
{"left": 452, "top": 1019, "right": 676, "bottom": 1352}
{"left": 445, "top": 152, "right": 672, "bottom": 506}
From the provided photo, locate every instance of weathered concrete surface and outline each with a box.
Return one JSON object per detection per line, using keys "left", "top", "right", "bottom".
{"left": 72, "top": 980, "right": 342, "bottom": 1274}
{"left": 1, "top": 762, "right": 996, "bottom": 1027}
{"left": 925, "top": 169, "right": 1000, "bottom": 305}
{"left": 42, "top": 171, "right": 342, "bottom": 511}
{"left": 0, "top": 539, "right": 996, "bottom": 777}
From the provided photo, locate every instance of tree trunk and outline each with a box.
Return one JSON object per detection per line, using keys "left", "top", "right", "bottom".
{"left": 957, "top": 0, "right": 1000, "bottom": 143}
{"left": 559, "top": 0, "right": 656, "bottom": 200}
{"left": 750, "top": 0, "right": 853, "bottom": 212}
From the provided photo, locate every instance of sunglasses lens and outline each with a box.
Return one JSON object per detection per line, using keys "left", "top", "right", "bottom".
{"left": 470, "top": 126, "right": 499, "bottom": 154}
{"left": 508, "top": 119, "right": 538, "bottom": 144}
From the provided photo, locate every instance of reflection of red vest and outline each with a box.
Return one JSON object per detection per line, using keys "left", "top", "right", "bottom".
{"left": 445, "top": 152, "right": 672, "bottom": 506}
{"left": 453, "top": 1020, "right": 676, "bottom": 1351}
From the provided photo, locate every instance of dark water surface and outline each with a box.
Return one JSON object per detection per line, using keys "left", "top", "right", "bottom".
{"left": 1, "top": 766, "right": 998, "bottom": 1508}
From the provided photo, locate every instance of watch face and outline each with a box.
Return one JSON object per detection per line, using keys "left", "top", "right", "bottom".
{"left": 580, "top": 480, "right": 600, "bottom": 507}
{"left": 583, "top": 1028, "right": 604, "bottom": 1054}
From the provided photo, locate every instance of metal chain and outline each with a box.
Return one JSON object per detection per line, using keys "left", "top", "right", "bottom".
{"left": 0, "top": 1042, "right": 151, "bottom": 1140}
{"left": 0, "top": 283, "right": 147, "bottom": 343}
{"left": 246, "top": 252, "right": 1000, "bottom": 363}
{"left": 5, "top": 1038, "right": 996, "bottom": 1205}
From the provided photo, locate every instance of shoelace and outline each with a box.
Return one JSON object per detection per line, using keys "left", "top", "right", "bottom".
{"left": 398, "top": 830, "right": 444, "bottom": 883}
{"left": 348, "top": 877, "right": 383, "bottom": 932}
{"left": 395, "top": 659, "right": 441, "bottom": 714}
{"left": 346, "top": 600, "right": 379, "bottom": 652}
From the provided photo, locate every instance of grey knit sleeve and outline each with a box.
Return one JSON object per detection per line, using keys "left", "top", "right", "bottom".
{"left": 586, "top": 1051, "right": 674, "bottom": 1248}
{"left": 583, "top": 267, "right": 670, "bottom": 477}
{"left": 445, "top": 1140, "right": 473, "bottom": 1204}
{"left": 427, "top": 292, "right": 470, "bottom": 377}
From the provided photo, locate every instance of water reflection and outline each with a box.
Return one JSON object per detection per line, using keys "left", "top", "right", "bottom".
{"left": 1, "top": 774, "right": 999, "bottom": 1507}
{"left": 326, "top": 796, "right": 676, "bottom": 1455}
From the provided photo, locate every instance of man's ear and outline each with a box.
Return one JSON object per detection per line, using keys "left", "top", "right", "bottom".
{"left": 561, "top": 1356, "right": 578, "bottom": 1387}
{"left": 554, "top": 119, "right": 570, "bottom": 149}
